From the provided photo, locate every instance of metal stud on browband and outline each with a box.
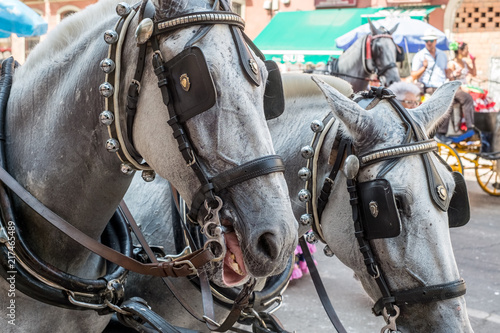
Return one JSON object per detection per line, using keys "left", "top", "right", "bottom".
{"left": 298, "top": 167, "right": 311, "bottom": 181}
{"left": 305, "top": 231, "right": 318, "bottom": 244}
{"left": 106, "top": 138, "right": 120, "bottom": 153}
{"left": 120, "top": 163, "right": 134, "bottom": 175}
{"left": 301, "top": 146, "right": 314, "bottom": 159}
{"left": 310, "top": 119, "right": 324, "bottom": 133}
{"left": 300, "top": 213, "right": 313, "bottom": 226}
{"left": 298, "top": 189, "right": 311, "bottom": 202}
{"left": 116, "top": 2, "right": 132, "bottom": 17}
{"left": 103, "top": 30, "right": 119, "bottom": 44}
{"left": 99, "top": 111, "right": 114, "bottom": 126}
{"left": 99, "top": 82, "right": 114, "bottom": 98}
{"left": 142, "top": 170, "right": 156, "bottom": 182}
{"left": 100, "top": 58, "right": 115, "bottom": 73}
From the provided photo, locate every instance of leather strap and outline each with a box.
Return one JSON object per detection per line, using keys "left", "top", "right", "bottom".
{"left": 299, "top": 237, "right": 347, "bottom": 333}
{"left": 188, "top": 155, "right": 285, "bottom": 221}
{"left": 0, "top": 166, "right": 213, "bottom": 277}
{"left": 372, "top": 279, "right": 467, "bottom": 316}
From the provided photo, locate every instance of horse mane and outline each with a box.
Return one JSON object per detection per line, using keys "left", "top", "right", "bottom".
{"left": 21, "top": 0, "right": 135, "bottom": 71}
{"left": 282, "top": 73, "right": 353, "bottom": 99}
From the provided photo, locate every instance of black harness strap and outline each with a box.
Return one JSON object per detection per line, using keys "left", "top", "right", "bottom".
{"left": 299, "top": 237, "right": 347, "bottom": 333}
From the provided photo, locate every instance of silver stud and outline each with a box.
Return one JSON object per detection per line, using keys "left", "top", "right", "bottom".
{"left": 99, "top": 111, "right": 114, "bottom": 126}
{"left": 343, "top": 155, "right": 360, "bottom": 180}
{"left": 116, "top": 2, "right": 132, "bottom": 17}
{"left": 298, "top": 189, "right": 311, "bottom": 202}
{"left": 305, "top": 231, "right": 318, "bottom": 244}
{"left": 99, "top": 58, "right": 115, "bottom": 73}
{"left": 300, "top": 145, "right": 314, "bottom": 159}
{"left": 323, "top": 245, "right": 334, "bottom": 257}
{"left": 310, "top": 119, "right": 324, "bottom": 133}
{"left": 120, "top": 162, "right": 135, "bottom": 175}
{"left": 103, "top": 30, "right": 119, "bottom": 44}
{"left": 300, "top": 214, "right": 313, "bottom": 226}
{"left": 298, "top": 167, "right": 311, "bottom": 181}
{"left": 135, "top": 18, "right": 154, "bottom": 45}
{"left": 142, "top": 170, "right": 156, "bottom": 182}
{"left": 436, "top": 185, "right": 447, "bottom": 201}
{"left": 99, "top": 82, "right": 114, "bottom": 98}
{"left": 106, "top": 138, "right": 120, "bottom": 152}
{"left": 369, "top": 201, "right": 379, "bottom": 218}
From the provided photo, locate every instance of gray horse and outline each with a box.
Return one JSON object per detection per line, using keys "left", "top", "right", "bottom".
{"left": 327, "top": 20, "right": 401, "bottom": 92}
{"left": 0, "top": 0, "right": 297, "bottom": 332}
{"left": 121, "top": 75, "right": 472, "bottom": 332}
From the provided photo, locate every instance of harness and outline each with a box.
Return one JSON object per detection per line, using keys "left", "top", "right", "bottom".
{"left": 297, "top": 86, "right": 470, "bottom": 332}
{"left": 0, "top": 0, "right": 289, "bottom": 331}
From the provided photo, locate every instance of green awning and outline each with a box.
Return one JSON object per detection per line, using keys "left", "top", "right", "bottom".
{"left": 254, "top": 8, "right": 380, "bottom": 65}
{"left": 360, "top": 5, "right": 440, "bottom": 24}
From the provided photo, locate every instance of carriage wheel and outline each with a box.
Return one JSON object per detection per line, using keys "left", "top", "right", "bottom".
{"left": 437, "top": 142, "right": 464, "bottom": 174}
{"left": 475, "top": 157, "right": 500, "bottom": 196}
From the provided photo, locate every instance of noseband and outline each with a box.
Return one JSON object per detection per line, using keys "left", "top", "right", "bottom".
{"left": 297, "top": 86, "right": 469, "bottom": 331}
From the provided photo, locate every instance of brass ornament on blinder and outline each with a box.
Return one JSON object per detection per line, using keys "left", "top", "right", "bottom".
{"left": 249, "top": 59, "right": 258, "bottom": 75}
{"left": 436, "top": 185, "right": 447, "bottom": 201}
{"left": 369, "top": 201, "right": 379, "bottom": 218}
{"left": 180, "top": 73, "right": 191, "bottom": 92}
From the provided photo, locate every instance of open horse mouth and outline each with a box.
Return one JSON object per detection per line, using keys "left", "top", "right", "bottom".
{"left": 222, "top": 226, "right": 248, "bottom": 286}
{"left": 215, "top": 213, "right": 250, "bottom": 286}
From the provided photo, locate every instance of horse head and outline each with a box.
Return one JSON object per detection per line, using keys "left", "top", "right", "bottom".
{"left": 312, "top": 78, "right": 473, "bottom": 332}
{"left": 368, "top": 19, "right": 401, "bottom": 87}
{"left": 126, "top": 0, "right": 297, "bottom": 287}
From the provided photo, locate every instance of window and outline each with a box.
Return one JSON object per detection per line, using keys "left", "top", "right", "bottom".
{"left": 232, "top": 0, "right": 245, "bottom": 19}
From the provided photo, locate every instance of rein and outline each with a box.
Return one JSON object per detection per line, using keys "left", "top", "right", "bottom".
{"left": 297, "top": 86, "right": 467, "bottom": 333}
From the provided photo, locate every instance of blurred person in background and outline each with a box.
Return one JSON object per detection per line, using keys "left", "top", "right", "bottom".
{"left": 388, "top": 81, "right": 421, "bottom": 108}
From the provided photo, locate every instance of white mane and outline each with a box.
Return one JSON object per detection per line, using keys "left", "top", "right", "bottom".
{"left": 22, "top": 0, "right": 135, "bottom": 71}
{"left": 282, "top": 73, "right": 353, "bottom": 99}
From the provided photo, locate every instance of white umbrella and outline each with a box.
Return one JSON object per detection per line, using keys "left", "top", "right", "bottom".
{"left": 335, "top": 18, "right": 449, "bottom": 53}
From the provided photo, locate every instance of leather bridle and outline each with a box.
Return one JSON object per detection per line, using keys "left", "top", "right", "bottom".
{"left": 299, "top": 86, "right": 468, "bottom": 332}
{"left": 362, "top": 34, "right": 400, "bottom": 77}
{"left": 0, "top": 0, "right": 289, "bottom": 330}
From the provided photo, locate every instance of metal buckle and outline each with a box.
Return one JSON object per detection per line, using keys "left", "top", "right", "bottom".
{"left": 67, "top": 291, "right": 107, "bottom": 310}
{"left": 172, "top": 259, "right": 197, "bottom": 275}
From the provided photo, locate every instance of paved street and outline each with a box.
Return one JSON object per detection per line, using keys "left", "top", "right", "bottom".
{"left": 273, "top": 175, "right": 500, "bottom": 333}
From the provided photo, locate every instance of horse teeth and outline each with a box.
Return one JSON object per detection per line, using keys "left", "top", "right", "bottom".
{"left": 229, "top": 253, "right": 243, "bottom": 275}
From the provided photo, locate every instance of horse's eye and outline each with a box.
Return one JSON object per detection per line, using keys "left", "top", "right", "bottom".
{"left": 394, "top": 196, "right": 404, "bottom": 213}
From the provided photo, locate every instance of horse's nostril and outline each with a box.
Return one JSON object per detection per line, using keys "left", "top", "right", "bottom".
{"left": 257, "top": 232, "right": 280, "bottom": 260}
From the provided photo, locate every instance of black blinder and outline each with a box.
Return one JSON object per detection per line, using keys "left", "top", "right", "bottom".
{"left": 166, "top": 46, "right": 216, "bottom": 123}
{"left": 396, "top": 47, "right": 405, "bottom": 63}
{"left": 358, "top": 179, "right": 401, "bottom": 239}
{"left": 448, "top": 171, "right": 470, "bottom": 228}
{"left": 263, "top": 60, "right": 285, "bottom": 120}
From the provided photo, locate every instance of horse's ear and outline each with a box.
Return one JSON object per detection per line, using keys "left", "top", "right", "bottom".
{"left": 368, "top": 18, "right": 378, "bottom": 35}
{"left": 389, "top": 23, "right": 399, "bottom": 35}
{"left": 311, "top": 76, "right": 374, "bottom": 138}
{"left": 410, "top": 81, "right": 461, "bottom": 134}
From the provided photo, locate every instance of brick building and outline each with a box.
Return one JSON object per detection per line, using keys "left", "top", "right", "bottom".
{"left": 2, "top": 0, "right": 500, "bottom": 100}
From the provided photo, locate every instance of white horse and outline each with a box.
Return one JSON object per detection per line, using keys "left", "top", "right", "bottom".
{"left": 326, "top": 20, "right": 401, "bottom": 92}
{"left": 120, "top": 74, "right": 472, "bottom": 332}
{"left": 0, "top": 0, "right": 297, "bottom": 332}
